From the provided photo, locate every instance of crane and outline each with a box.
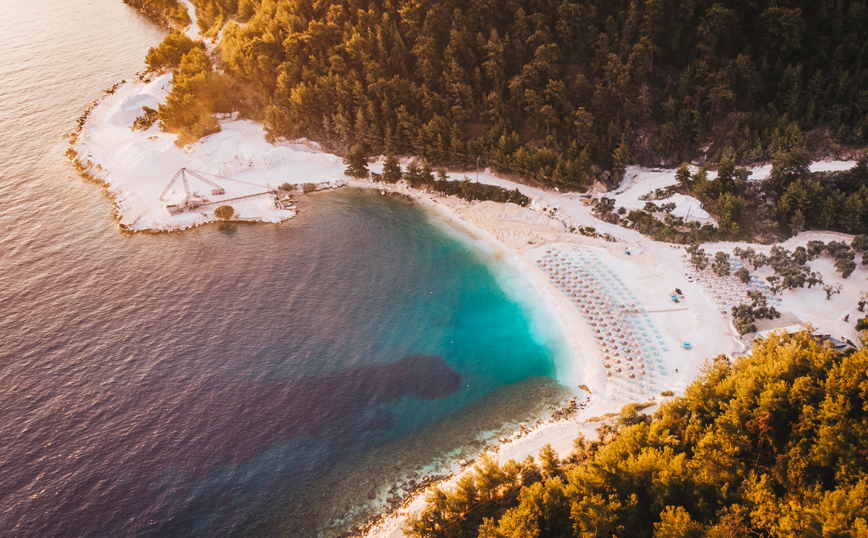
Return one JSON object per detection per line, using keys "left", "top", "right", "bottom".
{"left": 160, "top": 168, "right": 226, "bottom": 212}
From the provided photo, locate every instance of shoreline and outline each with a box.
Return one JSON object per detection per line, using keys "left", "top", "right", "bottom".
{"left": 71, "top": 74, "right": 865, "bottom": 538}
{"left": 344, "top": 178, "right": 865, "bottom": 536}
{"left": 344, "top": 185, "right": 730, "bottom": 537}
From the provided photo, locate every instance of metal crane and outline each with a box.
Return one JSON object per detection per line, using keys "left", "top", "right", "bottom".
{"left": 160, "top": 168, "right": 226, "bottom": 212}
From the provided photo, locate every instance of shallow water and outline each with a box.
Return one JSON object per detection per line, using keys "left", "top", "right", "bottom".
{"left": 0, "top": 2, "right": 572, "bottom": 536}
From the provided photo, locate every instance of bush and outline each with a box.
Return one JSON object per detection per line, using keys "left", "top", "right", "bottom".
{"left": 214, "top": 205, "right": 234, "bottom": 220}
{"left": 157, "top": 47, "right": 233, "bottom": 146}
{"left": 145, "top": 30, "right": 202, "bottom": 72}
{"left": 278, "top": 183, "right": 293, "bottom": 191}
{"left": 132, "top": 106, "right": 159, "bottom": 131}
{"left": 302, "top": 183, "right": 316, "bottom": 193}
{"left": 174, "top": 114, "right": 220, "bottom": 146}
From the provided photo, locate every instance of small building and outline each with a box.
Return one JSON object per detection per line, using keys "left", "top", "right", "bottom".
{"left": 754, "top": 326, "right": 855, "bottom": 353}
{"left": 817, "top": 335, "right": 855, "bottom": 353}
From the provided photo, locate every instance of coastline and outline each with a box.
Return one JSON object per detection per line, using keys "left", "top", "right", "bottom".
{"left": 69, "top": 74, "right": 348, "bottom": 233}
{"left": 345, "top": 181, "right": 735, "bottom": 537}
{"left": 71, "top": 75, "right": 864, "bottom": 538}
{"left": 347, "top": 171, "right": 865, "bottom": 536}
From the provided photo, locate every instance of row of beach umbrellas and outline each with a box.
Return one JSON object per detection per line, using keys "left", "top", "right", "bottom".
{"left": 537, "top": 247, "right": 673, "bottom": 399}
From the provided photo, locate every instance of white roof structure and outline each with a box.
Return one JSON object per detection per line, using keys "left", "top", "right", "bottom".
{"left": 755, "top": 324, "right": 806, "bottom": 340}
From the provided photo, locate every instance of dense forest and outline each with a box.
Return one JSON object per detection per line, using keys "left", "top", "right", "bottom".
{"left": 404, "top": 330, "right": 868, "bottom": 537}
{"left": 135, "top": 0, "right": 868, "bottom": 192}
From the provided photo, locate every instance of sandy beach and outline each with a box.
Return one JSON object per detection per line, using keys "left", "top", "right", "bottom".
{"left": 355, "top": 176, "right": 865, "bottom": 536}
{"left": 71, "top": 68, "right": 865, "bottom": 537}
{"left": 353, "top": 182, "right": 738, "bottom": 537}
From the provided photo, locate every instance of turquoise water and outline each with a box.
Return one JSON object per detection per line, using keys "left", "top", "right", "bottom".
{"left": 0, "top": 2, "right": 573, "bottom": 536}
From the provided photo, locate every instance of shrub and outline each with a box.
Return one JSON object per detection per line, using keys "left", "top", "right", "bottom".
{"left": 214, "top": 205, "right": 234, "bottom": 220}
{"left": 302, "top": 183, "right": 317, "bottom": 193}
{"left": 132, "top": 106, "right": 159, "bottom": 131}
{"left": 145, "top": 30, "right": 202, "bottom": 71}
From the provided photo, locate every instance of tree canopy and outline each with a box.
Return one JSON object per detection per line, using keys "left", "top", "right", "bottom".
{"left": 407, "top": 331, "right": 868, "bottom": 537}
{"left": 139, "top": 0, "right": 867, "bottom": 188}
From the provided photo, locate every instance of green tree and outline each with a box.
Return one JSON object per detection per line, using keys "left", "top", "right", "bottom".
{"left": 676, "top": 164, "right": 693, "bottom": 191}
{"left": 344, "top": 144, "right": 369, "bottom": 178}
{"left": 712, "top": 251, "right": 731, "bottom": 276}
{"left": 157, "top": 47, "right": 230, "bottom": 145}
{"left": 653, "top": 506, "right": 705, "bottom": 538}
{"left": 404, "top": 159, "right": 422, "bottom": 187}
{"left": 145, "top": 30, "right": 202, "bottom": 71}
{"left": 382, "top": 154, "right": 402, "bottom": 184}
{"left": 766, "top": 146, "right": 811, "bottom": 199}
{"left": 823, "top": 283, "right": 842, "bottom": 300}
{"left": 715, "top": 193, "right": 744, "bottom": 237}
{"left": 687, "top": 243, "right": 709, "bottom": 271}
{"left": 214, "top": 205, "right": 234, "bottom": 220}
{"left": 538, "top": 444, "right": 560, "bottom": 478}
{"left": 835, "top": 258, "right": 857, "bottom": 278}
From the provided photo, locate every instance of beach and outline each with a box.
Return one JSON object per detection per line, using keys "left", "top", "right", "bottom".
{"left": 69, "top": 67, "right": 867, "bottom": 537}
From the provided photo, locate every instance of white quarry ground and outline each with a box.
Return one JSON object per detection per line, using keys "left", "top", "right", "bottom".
{"left": 75, "top": 73, "right": 347, "bottom": 232}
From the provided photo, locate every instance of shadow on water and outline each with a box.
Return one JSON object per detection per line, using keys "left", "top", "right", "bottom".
{"left": 238, "top": 377, "right": 571, "bottom": 538}
{"left": 217, "top": 222, "right": 239, "bottom": 236}
{"left": 2, "top": 355, "right": 461, "bottom": 537}
{"left": 0, "top": 1, "right": 573, "bottom": 536}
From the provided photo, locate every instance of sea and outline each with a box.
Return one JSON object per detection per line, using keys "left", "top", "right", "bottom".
{"left": 0, "top": 1, "right": 574, "bottom": 536}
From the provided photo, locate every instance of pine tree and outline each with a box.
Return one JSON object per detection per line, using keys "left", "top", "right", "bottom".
{"left": 382, "top": 154, "right": 402, "bottom": 183}
{"left": 344, "top": 144, "right": 369, "bottom": 178}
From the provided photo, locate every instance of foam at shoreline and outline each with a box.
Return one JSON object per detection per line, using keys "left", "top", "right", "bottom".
{"left": 422, "top": 206, "right": 579, "bottom": 390}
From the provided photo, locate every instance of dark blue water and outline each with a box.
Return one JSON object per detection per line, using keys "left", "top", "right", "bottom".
{"left": 0, "top": 2, "right": 571, "bottom": 536}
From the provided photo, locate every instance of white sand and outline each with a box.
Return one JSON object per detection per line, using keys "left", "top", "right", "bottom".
{"left": 74, "top": 75, "right": 347, "bottom": 231}
{"left": 702, "top": 231, "right": 867, "bottom": 345}
{"left": 731, "top": 160, "right": 858, "bottom": 183}
{"left": 358, "top": 181, "right": 742, "bottom": 538}
{"left": 73, "top": 68, "right": 861, "bottom": 536}
{"left": 611, "top": 166, "right": 712, "bottom": 221}
{"left": 359, "top": 166, "right": 862, "bottom": 538}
